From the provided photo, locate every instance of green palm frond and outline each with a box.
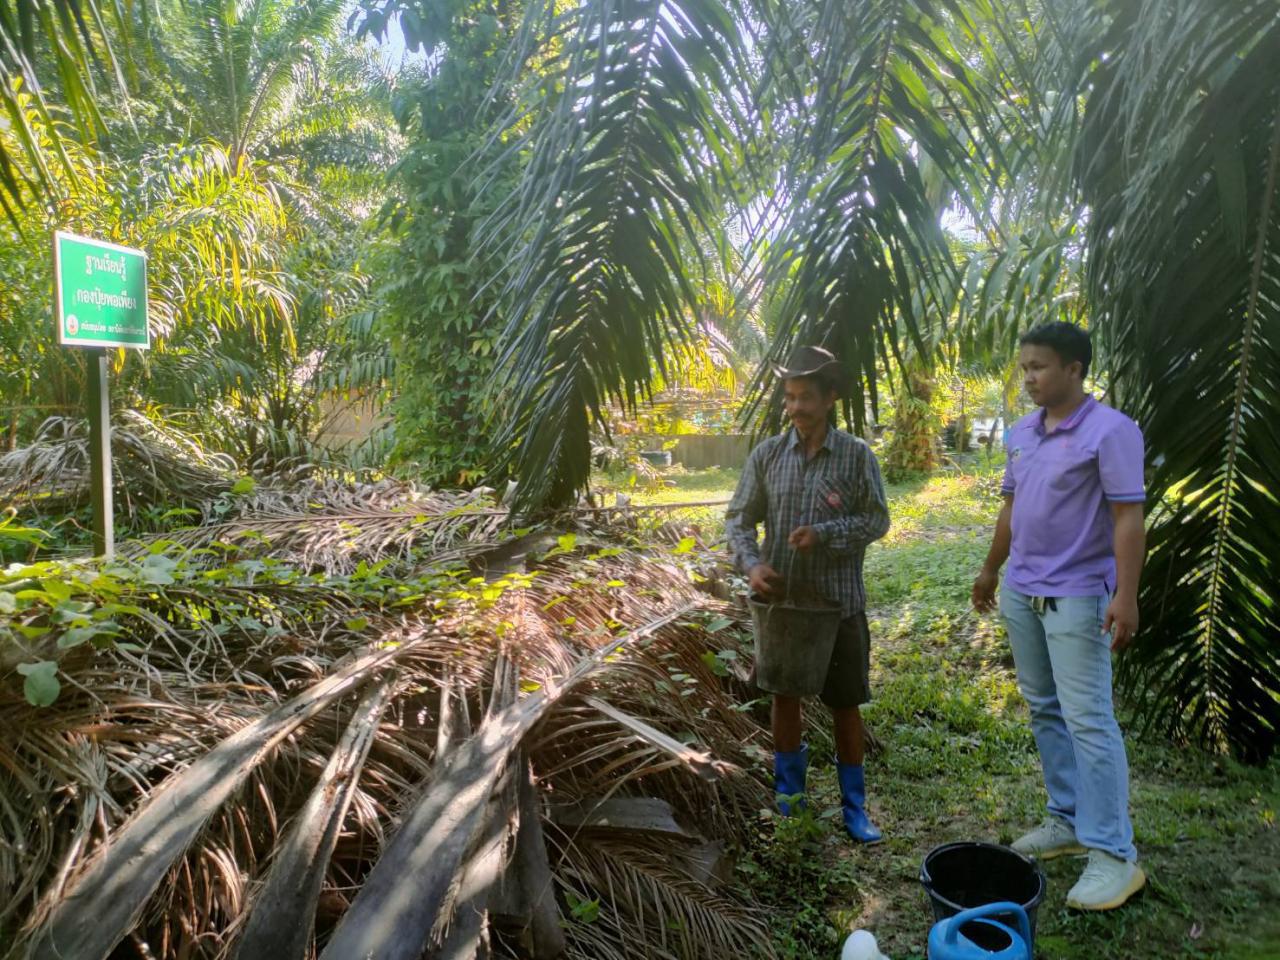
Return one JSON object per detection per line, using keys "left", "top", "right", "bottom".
{"left": 0, "top": 0, "right": 135, "bottom": 217}
{"left": 1083, "top": 0, "right": 1280, "bottom": 760}
{"left": 140, "top": 0, "right": 362, "bottom": 171}
{"left": 480, "top": 0, "right": 752, "bottom": 510}
{"left": 952, "top": 222, "right": 1086, "bottom": 365}
{"left": 743, "top": 0, "right": 1025, "bottom": 433}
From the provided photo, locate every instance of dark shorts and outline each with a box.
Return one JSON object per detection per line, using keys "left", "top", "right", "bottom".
{"left": 820, "top": 612, "right": 872, "bottom": 709}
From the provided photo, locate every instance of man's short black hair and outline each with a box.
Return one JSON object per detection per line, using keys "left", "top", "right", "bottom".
{"left": 1019, "top": 322, "right": 1092, "bottom": 379}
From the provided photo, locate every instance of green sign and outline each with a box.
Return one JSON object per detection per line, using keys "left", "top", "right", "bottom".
{"left": 54, "top": 231, "right": 149, "bottom": 350}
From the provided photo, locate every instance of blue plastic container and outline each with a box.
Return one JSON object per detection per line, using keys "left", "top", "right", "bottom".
{"left": 927, "top": 901, "right": 1031, "bottom": 959}
{"left": 920, "top": 842, "right": 1046, "bottom": 954}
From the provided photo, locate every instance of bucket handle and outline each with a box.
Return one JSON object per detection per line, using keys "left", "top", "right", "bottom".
{"left": 782, "top": 541, "right": 803, "bottom": 605}
{"left": 940, "top": 901, "right": 1031, "bottom": 951}
{"left": 782, "top": 472, "right": 823, "bottom": 604}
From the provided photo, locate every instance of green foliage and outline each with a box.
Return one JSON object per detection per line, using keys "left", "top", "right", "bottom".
{"left": 726, "top": 458, "right": 1280, "bottom": 960}
{"left": 478, "top": 0, "right": 750, "bottom": 510}
{"left": 4, "top": 0, "right": 1276, "bottom": 760}
{"left": 359, "top": 0, "right": 521, "bottom": 486}
{"left": 0, "top": 115, "right": 294, "bottom": 435}
{"left": 882, "top": 367, "right": 940, "bottom": 481}
{"left": 752, "top": 0, "right": 1013, "bottom": 437}
{"left": 564, "top": 889, "right": 602, "bottom": 925}
{"left": 140, "top": 0, "right": 348, "bottom": 162}
{"left": 736, "top": 807, "right": 860, "bottom": 959}
{"left": 1082, "top": 0, "right": 1280, "bottom": 760}
{"left": 0, "top": 533, "right": 537, "bottom": 709}
{"left": 0, "top": 511, "right": 49, "bottom": 558}
{"left": 0, "top": 6, "right": 396, "bottom": 470}
{"left": 0, "top": 1, "right": 127, "bottom": 217}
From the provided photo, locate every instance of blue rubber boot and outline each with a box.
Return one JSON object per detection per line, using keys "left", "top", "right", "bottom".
{"left": 836, "top": 761, "right": 883, "bottom": 843}
{"left": 774, "top": 743, "right": 808, "bottom": 816}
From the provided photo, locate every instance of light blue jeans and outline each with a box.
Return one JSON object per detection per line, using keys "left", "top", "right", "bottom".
{"left": 1000, "top": 586, "right": 1138, "bottom": 862}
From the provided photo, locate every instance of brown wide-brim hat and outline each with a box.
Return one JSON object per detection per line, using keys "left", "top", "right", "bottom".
{"left": 771, "top": 345, "right": 849, "bottom": 393}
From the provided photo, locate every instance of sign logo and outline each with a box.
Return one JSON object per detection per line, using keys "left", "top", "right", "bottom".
{"left": 65, "top": 314, "right": 79, "bottom": 337}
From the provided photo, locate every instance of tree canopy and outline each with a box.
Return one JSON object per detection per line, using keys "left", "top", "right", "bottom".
{"left": 1, "top": 0, "right": 1275, "bottom": 757}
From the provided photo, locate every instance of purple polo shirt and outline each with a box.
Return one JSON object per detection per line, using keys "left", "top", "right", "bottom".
{"left": 1002, "top": 396, "right": 1145, "bottom": 597}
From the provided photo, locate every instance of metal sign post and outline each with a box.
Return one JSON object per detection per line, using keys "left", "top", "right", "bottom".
{"left": 53, "top": 230, "right": 150, "bottom": 558}
{"left": 86, "top": 348, "right": 114, "bottom": 556}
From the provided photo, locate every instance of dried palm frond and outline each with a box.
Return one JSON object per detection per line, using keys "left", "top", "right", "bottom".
{"left": 3, "top": 513, "right": 777, "bottom": 960}
{"left": 229, "top": 676, "right": 394, "bottom": 960}
{"left": 319, "top": 608, "right": 696, "bottom": 960}
{"left": 26, "top": 626, "right": 437, "bottom": 959}
{"left": 552, "top": 832, "right": 771, "bottom": 960}
{"left": 160, "top": 478, "right": 510, "bottom": 575}
{"left": 0, "top": 414, "right": 237, "bottom": 515}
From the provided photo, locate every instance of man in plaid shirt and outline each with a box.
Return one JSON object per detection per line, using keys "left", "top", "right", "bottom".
{"left": 725, "top": 345, "right": 890, "bottom": 843}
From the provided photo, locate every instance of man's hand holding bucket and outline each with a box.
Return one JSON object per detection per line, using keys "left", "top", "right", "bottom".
{"left": 748, "top": 562, "right": 784, "bottom": 599}
{"left": 788, "top": 525, "right": 820, "bottom": 552}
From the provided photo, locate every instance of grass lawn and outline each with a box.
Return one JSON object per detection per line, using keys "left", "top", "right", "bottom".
{"left": 626, "top": 458, "right": 1280, "bottom": 959}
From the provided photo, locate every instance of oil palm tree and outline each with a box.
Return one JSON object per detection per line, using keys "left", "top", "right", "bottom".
{"left": 1082, "top": 0, "right": 1280, "bottom": 760}
{"left": 0, "top": 0, "right": 130, "bottom": 217}
{"left": 1, "top": 2, "right": 396, "bottom": 464}
{"left": 456, "top": 0, "right": 1277, "bottom": 755}
{"left": 1, "top": 0, "right": 393, "bottom": 213}
{"left": 11, "top": 0, "right": 1276, "bottom": 753}
{"left": 126, "top": 0, "right": 400, "bottom": 229}
{"left": 477, "top": 0, "right": 1036, "bottom": 508}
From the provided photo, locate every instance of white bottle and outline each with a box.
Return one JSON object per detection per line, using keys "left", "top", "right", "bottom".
{"left": 841, "top": 929, "right": 889, "bottom": 960}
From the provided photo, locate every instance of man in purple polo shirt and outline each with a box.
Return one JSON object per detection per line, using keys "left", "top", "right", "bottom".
{"left": 972, "top": 322, "right": 1147, "bottom": 911}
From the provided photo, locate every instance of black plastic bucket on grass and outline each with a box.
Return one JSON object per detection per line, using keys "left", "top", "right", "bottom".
{"left": 920, "top": 842, "right": 1046, "bottom": 954}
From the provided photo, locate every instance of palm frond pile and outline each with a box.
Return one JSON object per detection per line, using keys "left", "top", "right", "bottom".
{"left": 170, "top": 477, "right": 511, "bottom": 575}
{"left": 0, "top": 502, "right": 775, "bottom": 959}
{"left": 0, "top": 414, "right": 237, "bottom": 516}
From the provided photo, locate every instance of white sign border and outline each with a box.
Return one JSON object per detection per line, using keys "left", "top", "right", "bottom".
{"left": 54, "top": 229, "right": 151, "bottom": 351}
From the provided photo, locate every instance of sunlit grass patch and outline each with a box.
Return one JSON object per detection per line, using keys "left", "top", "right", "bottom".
{"left": 727, "top": 457, "right": 1280, "bottom": 960}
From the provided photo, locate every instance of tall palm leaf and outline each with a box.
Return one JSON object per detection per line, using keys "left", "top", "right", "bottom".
{"left": 1082, "top": 0, "right": 1280, "bottom": 760}
{"left": 0, "top": 0, "right": 132, "bottom": 218}
{"left": 479, "top": 0, "right": 752, "bottom": 510}
{"left": 144, "top": 0, "right": 346, "bottom": 164}
{"left": 750, "top": 0, "right": 1017, "bottom": 433}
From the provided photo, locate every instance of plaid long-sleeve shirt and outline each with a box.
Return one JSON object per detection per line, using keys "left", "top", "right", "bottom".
{"left": 725, "top": 427, "right": 890, "bottom": 616}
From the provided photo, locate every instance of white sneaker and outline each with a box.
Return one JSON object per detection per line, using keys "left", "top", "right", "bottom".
{"left": 1066, "top": 849, "right": 1147, "bottom": 910}
{"left": 1010, "top": 816, "right": 1085, "bottom": 860}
